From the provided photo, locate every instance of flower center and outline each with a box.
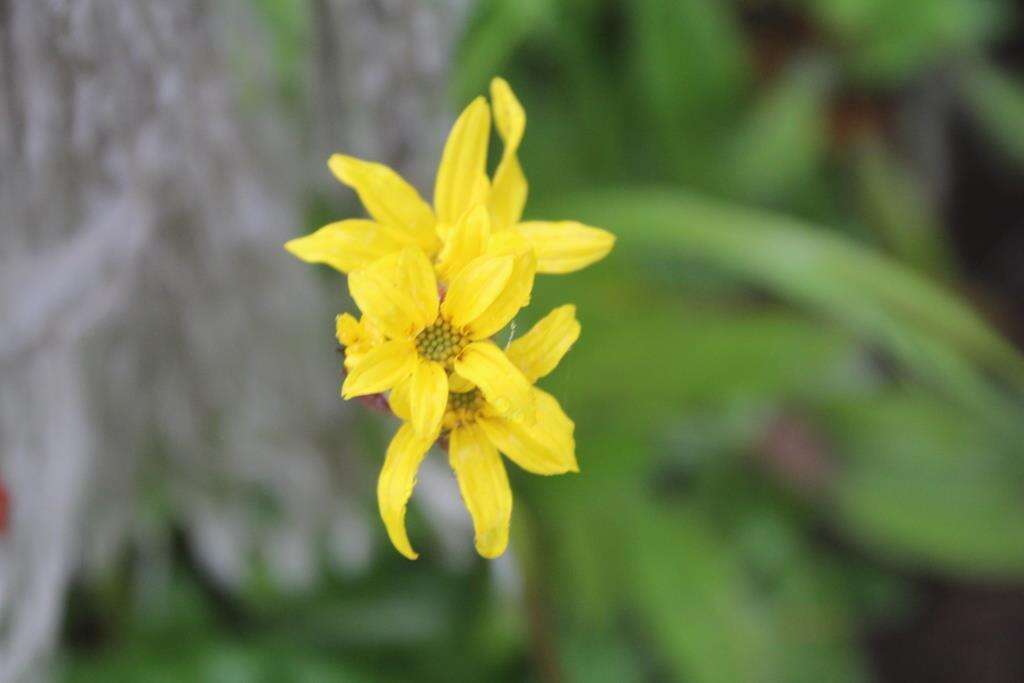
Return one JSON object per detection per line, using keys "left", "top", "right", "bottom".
{"left": 444, "top": 388, "right": 484, "bottom": 430}
{"left": 448, "top": 388, "right": 483, "bottom": 412}
{"left": 414, "top": 319, "right": 466, "bottom": 364}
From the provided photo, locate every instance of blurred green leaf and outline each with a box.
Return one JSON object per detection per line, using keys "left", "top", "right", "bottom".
{"left": 720, "top": 62, "right": 830, "bottom": 203}
{"left": 453, "top": 0, "right": 556, "bottom": 103}
{"left": 629, "top": 0, "right": 748, "bottom": 129}
{"left": 803, "top": 0, "right": 1005, "bottom": 82}
{"left": 551, "top": 188, "right": 1024, "bottom": 420}
{"left": 852, "top": 138, "right": 950, "bottom": 274}
{"left": 627, "top": 505, "right": 866, "bottom": 683}
{"left": 963, "top": 64, "right": 1024, "bottom": 164}
{"left": 558, "top": 307, "right": 854, "bottom": 413}
{"left": 562, "top": 630, "right": 643, "bottom": 683}
{"left": 628, "top": 0, "right": 749, "bottom": 182}
{"left": 629, "top": 506, "right": 774, "bottom": 682}
{"left": 829, "top": 391, "right": 1024, "bottom": 577}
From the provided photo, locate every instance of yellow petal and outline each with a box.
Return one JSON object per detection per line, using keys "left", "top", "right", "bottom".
{"left": 517, "top": 221, "right": 615, "bottom": 274}
{"left": 335, "top": 313, "right": 362, "bottom": 347}
{"left": 342, "top": 352, "right": 362, "bottom": 373}
{"left": 378, "top": 423, "right": 434, "bottom": 560}
{"left": 328, "top": 155, "right": 438, "bottom": 253}
{"left": 488, "top": 156, "right": 527, "bottom": 233}
{"left": 436, "top": 172, "right": 489, "bottom": 244}
{"left": 440, "top": 255, "right": 513, "bottom": 330}
{"left": 409, "top": 360, "right": 449, "bottom": 438}
{"left": 339, "top": 315, "right": 384, "bottom": 374}
{"left": 486, "top": 229, "right": 532, "bottom": 256}
{"left": 448, "top": 371, "right": 476, "bottom": 393}
{"left": 284, "top": 220, "right": 410, "bottom": 274}
{"left": 398, "top": 246, "right": 439, "bottom": 328}
{"left": 434, "top": 97, "right": 491, "bottom": 225}
{"left": 435, "top": 205, "right": 491, "bottom": 282}
{"left": 465, "top": 240, "right": 535, "bottom": 339}
{"left": 389, "top": 375, "right": 412, "bottom": 422}
{"left": 470, "top": 173, "right": 491, "bottom": 209}
{"left": 453, "top": 341, "right": 534, "bottom": 424}
{"left": 488, "top": 78, "right": 527, "bottom": 231}
{"left": 348, "top": 250, "right": 426, "bottom": 339}
{"left": 490, "top": 78, "right": 525, "bottom": 152}
{"left": 435, "top": 220, "right": 455, "bottom": 244}
{"left": 448, "top": 423, "right": 512, "bottom": 559}
{"left": 479, "top": 388, "right": 577, "bottom": 475}
{"left": 505, "top": 304, "right": 580, "bottom": 382}
{"left": 341, "top": 338, "right": 416, "bottom": 398}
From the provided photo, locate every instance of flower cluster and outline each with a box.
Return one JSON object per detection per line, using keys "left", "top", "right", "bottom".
{"left": 286, "top": 78, "right": 614, "bottom": 559}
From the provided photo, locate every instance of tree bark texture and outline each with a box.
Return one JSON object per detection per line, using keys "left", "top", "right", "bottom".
{"left": 0, "top": 1, "right": 466, "bottom": 679}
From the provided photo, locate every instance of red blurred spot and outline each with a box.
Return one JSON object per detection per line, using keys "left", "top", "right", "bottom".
{"left": 755, "top": 414, "right": 834, "bottom": 497}
{"left": 828, "top": 92, "right": 893, "bottom": 152}
{"left": 357, "top": 392, "right": 392, "bottom": 414}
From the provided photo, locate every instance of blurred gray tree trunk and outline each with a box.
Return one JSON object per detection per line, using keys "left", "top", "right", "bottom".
{"left": 0, "top": 1, "right": 466, "bottom": 680}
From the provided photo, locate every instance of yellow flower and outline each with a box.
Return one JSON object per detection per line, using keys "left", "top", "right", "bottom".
{"left": 381, "top": 304, "right": 581, "bottom": 559}
{"left": 284, "top": 78, "right": 615, "bottom": 279}
{"left": 284, "top": 76, "right": 605, "bottom": 563}
{"left": 341, "top": 241, "right": 536, "bottom": 440}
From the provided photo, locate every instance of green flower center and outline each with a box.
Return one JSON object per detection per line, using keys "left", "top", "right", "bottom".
{"left": 445, "top": 388, "right": 485, "bottom": 430}
{"left": 448, "top": 388, "right": 483, "bottom": 412}
{"left": 414, "top": 319, "right": 466, "bottom": 364}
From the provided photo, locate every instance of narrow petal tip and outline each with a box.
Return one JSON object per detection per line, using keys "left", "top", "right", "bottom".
{"left": 475, "top": 525, "right": 510, "bottom": 558}
{"left": 327, "top": 152, "right": 348, "bottom": 173}
{"left": 283, "top": 236, "right": 309, "bottom": 260}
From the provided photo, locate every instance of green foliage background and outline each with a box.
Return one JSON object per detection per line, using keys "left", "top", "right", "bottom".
{"left": 63, "top": 0, "right": 1024, "bottom": 680}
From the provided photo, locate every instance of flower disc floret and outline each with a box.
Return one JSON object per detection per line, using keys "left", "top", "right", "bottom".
{"left": 444, "top": 388, "right": 485, "bottom": 430}
{"left": 414, "top": 320, "right": 466, "bottom": 364}
{"left": 448, "top": 388, "right": 483, "bottom": 412}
